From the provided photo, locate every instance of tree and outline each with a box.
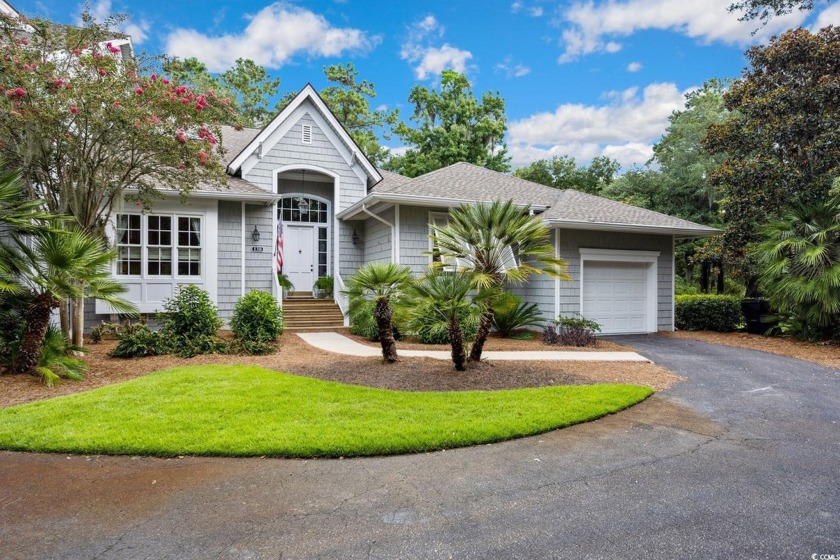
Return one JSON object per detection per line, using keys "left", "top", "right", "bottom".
{"left": 756, "top": 198, "right": 840, "bottom": 339}
{"left": 343, "top": 262, "right": 413, "bottom": 363}
{"left": 704, "top": 27, "right": 840, "bottom": 274}
{"left": 513, "top": 155, "right": 619, "bottom": 196}
{"left": 164, "top": 57, "right": 280, "bottom": 128}
{"left": 278, "top": 63, "right": 398, "bottom": 165}
{"left": 0, "top": 9, "right": 232, "bottom": 345}
{"left": 431, "top": 200, "right": 568, "bottom": 362}
{"left": 386, "top": 70, "right": 510, "bottom": 177}
{"left": 403, "top": 271, "right": 489, "bottom": 371}
{"left": 729, "top": 0, "right": 829, "bottom": 24}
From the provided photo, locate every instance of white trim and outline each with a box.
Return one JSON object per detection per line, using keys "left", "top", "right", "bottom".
{"left": 579, "top": 248, "right": 658, "bottom": 334}
{"left": 240, "top": 201, "right": 246, "bottom": 298}
{"left": 554, "top": 229, "right": 561, "bottom": 320}
{"left": 671, "top": 237, "right": 676, "bottom": 331}
{"left": 228, "top": 84, "right": 381, "bottom": 184}
{"left": 394, "top": 204, "right": 401, "bottom": 265}
{"left": 547, "top": 219, "right": 719, "bottom": 237}
{"left": 362, "top": 203, "right": 395, "bottom": 263}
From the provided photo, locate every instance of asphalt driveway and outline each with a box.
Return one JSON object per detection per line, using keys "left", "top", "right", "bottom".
{"left": 1, "top": 335, "right": 838, "bottom": 559}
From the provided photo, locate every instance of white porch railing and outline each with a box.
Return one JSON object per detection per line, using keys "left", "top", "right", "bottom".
{"left": 334, "top": 272, "right": 350, "bottom": 326}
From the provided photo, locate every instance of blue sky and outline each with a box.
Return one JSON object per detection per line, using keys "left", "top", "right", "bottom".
{"left": 13, "top": 0, "right": 840, "bottom": 168}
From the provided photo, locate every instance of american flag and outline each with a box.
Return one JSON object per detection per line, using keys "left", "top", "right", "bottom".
{"left": 276, "top": 215, "right": 284, "bottom": 274}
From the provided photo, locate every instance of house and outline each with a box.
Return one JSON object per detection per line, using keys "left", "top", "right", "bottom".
{"left": 91, "top": 84, "right": 717, "bottom": 335}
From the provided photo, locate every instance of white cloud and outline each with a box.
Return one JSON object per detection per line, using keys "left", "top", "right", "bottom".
{"left": 811, "top": 3, "right": 840, "bottom": 30}
{"left": 165, "top": 3, "right": 379, "bottom": 72}
{"left": 627, "top": 61, "right": 642, "bottom": 72}
{"left": 512, "top": 2, "right": 544, "bottom": 16}
{"left": 556, "top": 0, "right": 807, "bottom": 63}
{"left": 400, "top": 15, "right": 474, "bottom": 80}
{"left": 496, "top": 56, "right": 531, "bottom": 78}
{"left": 508, "top": 82, "right": 687, "bottom": 167}
{"left": 77, "top": 0, "right": 150, "bottom": 44}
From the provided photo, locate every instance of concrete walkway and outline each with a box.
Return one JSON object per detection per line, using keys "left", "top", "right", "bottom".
{"left": 297, "top": 331, "right": 650, "bottom": 362}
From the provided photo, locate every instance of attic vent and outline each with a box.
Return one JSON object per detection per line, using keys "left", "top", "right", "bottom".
{"left": 119, "top": 44, "right": 132, "bottom": 61}
{"left": 301, "top": 124, "right": 312, "bottom": 144}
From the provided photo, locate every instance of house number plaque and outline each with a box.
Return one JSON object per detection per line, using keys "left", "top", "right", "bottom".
{"left": 251, "top": 246, "right": 264, "bottom": 253}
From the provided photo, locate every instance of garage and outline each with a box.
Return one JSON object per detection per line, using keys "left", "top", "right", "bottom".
{"left": 579, "top": 249, "right": 660, "bottom": 335}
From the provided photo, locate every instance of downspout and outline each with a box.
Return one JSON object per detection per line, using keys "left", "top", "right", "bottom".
{"left": 361, "top": 203, "right": 396, "bottom": 263}
{"left": 240, "top": 201, "right": 246, "bottom": 298}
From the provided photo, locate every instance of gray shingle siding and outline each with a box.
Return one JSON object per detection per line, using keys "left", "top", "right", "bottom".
{"left": 507, "top": 229, "right": 559, "bottom": 325}
{"left": 398, "top": 205, "right": 434, "bottom": 276}
{"left": 364, "top": 207, "right": 393, "bottom": 264}
{"left": 217, "top": 201, "right": 242, "bottom": 321}
{"left": 557, "top": 228, "right": 673, "bottom": 332}
{"left": 244, "top": 204, "right": 274, "bottom": 294}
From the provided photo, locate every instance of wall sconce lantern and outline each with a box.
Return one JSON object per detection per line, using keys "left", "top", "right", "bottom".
{"left": 251, "top": 225, "right": 261, "bottom": 243}
{"left": 352, "top": 229, "right": 360, "bottom": 245}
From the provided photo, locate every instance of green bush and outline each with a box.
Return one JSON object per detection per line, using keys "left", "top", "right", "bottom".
{"left": 230, "top": 290, "right": 284, "bottom": 355}
{"left": 544, "top": 315, "right": 601, "bottom": 347}
{"left": 491, "top": 292, "right": 543, "bottom": 337}
{"left": 36, "top": 326, "right": 88, "bottom": 386}
{"left": 109, "top": 324, "right": 165, "bottom": 358}
{"left": 409, "top": 304, "right": 478, "bottom": 345}
{"left": 675, "top": 294, "right": 743, "bottom": 332}
{"left": 159, "top": 285, "right": 226, "bottom": 358}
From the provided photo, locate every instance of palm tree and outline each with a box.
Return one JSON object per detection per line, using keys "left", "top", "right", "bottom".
{"left": 7, "top": 228, "right": 137, "bottom": 376}
{"left": 757, "top": 198, "right": 840, "bottom": 337}
{"left": 403, "top": 271, "right": 490, "bottom": 371}
{"left": 343, "top": 262, "right": 413, "bottom": 363}
{"left": 431, "top": 199, "right": 569, "bottom": 362}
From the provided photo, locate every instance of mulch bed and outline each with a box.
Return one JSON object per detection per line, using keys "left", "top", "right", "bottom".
{"left": 663, "top": 330, "right": 840, "bottom": 369}
{"left": 0, "top": 333, "right": 682, "bottom": 408}
{"left": 345, "top": 331, "right": 634, "bottom": 352}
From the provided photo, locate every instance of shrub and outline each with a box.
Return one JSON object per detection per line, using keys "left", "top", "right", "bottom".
{"left": 230, "top": 290, "right": 284, "bottom": 355}
{"left": 491, "top": 292, "right": 544, "bottom": 337}
{"left": 675, "top": 294, "right": 743, "bottom": 332}
{"left": 543, "top": 315, "right": 601, "bottom": 347}
{"left": 109, "top": 324, "right": 165, "bottom": 358}
{"left": 0, "top": 292, "right": 29, "bottom": 366}
{"left": 36, "top": 326, "right": 88, "bottom": 387}
{"left": 159, "top": 285, "right": 226, "bottom": 358}
{"left": 409, "top": 304, "right": 478, "bottom": 345}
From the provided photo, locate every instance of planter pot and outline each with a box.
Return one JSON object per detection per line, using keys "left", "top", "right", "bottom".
{"left": 741, "top": 298, "right": 771, "bottom": 334}
{"left": 313, "top": 288, "right": 328, "bottom": 299}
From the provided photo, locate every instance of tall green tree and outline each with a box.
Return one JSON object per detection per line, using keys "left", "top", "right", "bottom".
{"left": 343, "top": 262, "right": 413, "bottom": 363}
{"left": 0, "top": 9, "right": 231, "bottom": 345}
{"left": 278, "top": 63, "right": 398, "bottom": 165}
{"left": 164, "top": 57, "right": 280, "bottom": 128}
{"left": 704, "top": 27, "right": 840, "bottom": 272}
{"left": 513, "top": 155, "right": 619, "bottom": 196}
{"left": 431, "top": 200, "right": 568, "bottom": 362}
{"left": 386, "top": 70, "right": 510, "bottom": 177}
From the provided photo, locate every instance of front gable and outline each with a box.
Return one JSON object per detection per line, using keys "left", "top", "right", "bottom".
{"left": 227, "top": 84, "right": 381, "bottom": 212}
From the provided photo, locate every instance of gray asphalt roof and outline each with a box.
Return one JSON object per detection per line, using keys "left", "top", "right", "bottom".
{"left": 220, "top": 125, "right": 262, "bottom": 166}
{"left": 366, "top": 162, "right": 717, "bottom": 233}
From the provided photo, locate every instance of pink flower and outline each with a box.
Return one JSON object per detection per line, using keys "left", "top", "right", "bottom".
{"left": 72, "top": 48, "right": 81, "bottom": 56}
{"left": 134, "top": 87, "right": 143, "bottom": 95}
{"left": 162, "top": 78, "right": 170, "bottom": 85}
{"left": 70, "top": 106, "right": 78, "bottom": 114}
{"left": 194, "top": 103, "right": 203, "bottom": 111}
{"left": 150, "top": 74, "right": 157, "bottom": 81}
{"left": 176, "top": 130, "right": 187, "bottom": 143}
{"left": 178, "top": 163, "right": 185, "bottom": 169}
{"left": 106, "top": 42, "right": 120, "bottom": 54}
{"left": 112, "top": 101, "right": 121, "bottom": 108}
{"left": 99, "top": 69, "right": 107, "bottom": 77}
{"left": 52, "top": 78, "right": 64, "bottom": 86}
{"left": 175, "top": 86, "right": 187, "bottom": 95}
{"left": 13, "top": 88, "right": 26, "bottom": 96}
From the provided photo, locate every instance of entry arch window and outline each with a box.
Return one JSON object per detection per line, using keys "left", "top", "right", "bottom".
{"left": 279, "top": 195, "right": 328, "bottom": 224}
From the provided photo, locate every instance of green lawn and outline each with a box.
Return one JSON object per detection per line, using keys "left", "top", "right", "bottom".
{"left": 0, "top": 366, "right": 652, "bottom": 458}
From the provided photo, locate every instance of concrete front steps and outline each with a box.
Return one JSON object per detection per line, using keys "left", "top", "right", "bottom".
{"left": 283, "top": 293, "right": 346, "bottom": 331}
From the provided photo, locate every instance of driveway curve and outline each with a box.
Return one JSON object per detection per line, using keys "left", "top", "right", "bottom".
{"left": 1, "top": 335, "right": 839, "bottom": 559}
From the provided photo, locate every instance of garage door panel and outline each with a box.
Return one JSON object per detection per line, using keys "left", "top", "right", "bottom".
{"left": 582, "top": 261, "right": 651, "bottom": 334}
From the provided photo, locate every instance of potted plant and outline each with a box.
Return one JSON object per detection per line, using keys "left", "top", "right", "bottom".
{"left": 313, "top": 276, "right": 334, "bottom": 299}
{"left": 276, "top": 273, "right": 295, "bottom": 298}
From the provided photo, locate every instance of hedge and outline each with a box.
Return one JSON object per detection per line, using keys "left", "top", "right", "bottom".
{"left": 675, "top": 294, "right": 743, "bottom": 332}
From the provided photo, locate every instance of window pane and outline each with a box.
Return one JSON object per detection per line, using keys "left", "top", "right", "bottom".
{"left": 177, "top": 217, "right": 201, "bottom": 247}
{"left": 147, "top": 247, "right": 172, "bottom": 276}
{"left": 178, "top": 248, "right": 201, "bottom": 276}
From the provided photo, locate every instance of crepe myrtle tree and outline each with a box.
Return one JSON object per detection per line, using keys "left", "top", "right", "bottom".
{"left": 0, "top": 9, "right": 234, "bottom": 346}
{"left": 431, "top": 200, "right": 569, "bottom": 362}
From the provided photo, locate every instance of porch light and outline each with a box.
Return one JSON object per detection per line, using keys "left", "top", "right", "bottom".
{"left": 252, "top": 225, "right": 261, "bottom": 242}
{"left": 352, "top": 229, "right": 360, "bottom": 245}
{"left": 297, "top": 197, "right": 310, "bottom": 214}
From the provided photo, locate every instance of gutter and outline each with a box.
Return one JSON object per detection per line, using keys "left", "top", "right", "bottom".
{"left": 360, "top": 203, "right": 396, "bottom": 263}
{"left": 338, "top": 193, "right": 548, "bottom": 220}
{"left": 124, "top": 187, "right": 280, "bottom": 204}
{"left": 547, "top": 219, "right": 721, "bottom": 238}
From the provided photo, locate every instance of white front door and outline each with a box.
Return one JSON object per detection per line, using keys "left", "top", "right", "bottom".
{"left": 285, "top": 225, "right": 315, "bottom": 292}
{"left": 582, "top": 261, "right": 651, "bottom": 334}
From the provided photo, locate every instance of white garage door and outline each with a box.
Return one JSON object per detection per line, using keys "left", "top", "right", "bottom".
{"left": 582, "top": 261, "right": 651, "bottom": 334}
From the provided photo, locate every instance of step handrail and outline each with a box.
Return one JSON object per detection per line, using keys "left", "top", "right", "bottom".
{"left": 334, "top": 273, "right": 350, "bottom": 326}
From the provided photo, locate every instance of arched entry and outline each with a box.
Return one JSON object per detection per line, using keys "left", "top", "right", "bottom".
{"left": 278, "top": 193, "right": 331, "bottom": 293}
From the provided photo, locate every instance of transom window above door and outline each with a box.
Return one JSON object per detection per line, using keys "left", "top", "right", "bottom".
{"left": 279, "top": 196, "right": 328, "bottom": 223}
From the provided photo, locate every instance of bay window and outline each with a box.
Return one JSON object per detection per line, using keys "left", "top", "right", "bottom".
{"left": 115, "top": 213, "right": 202, "bottom": 278}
